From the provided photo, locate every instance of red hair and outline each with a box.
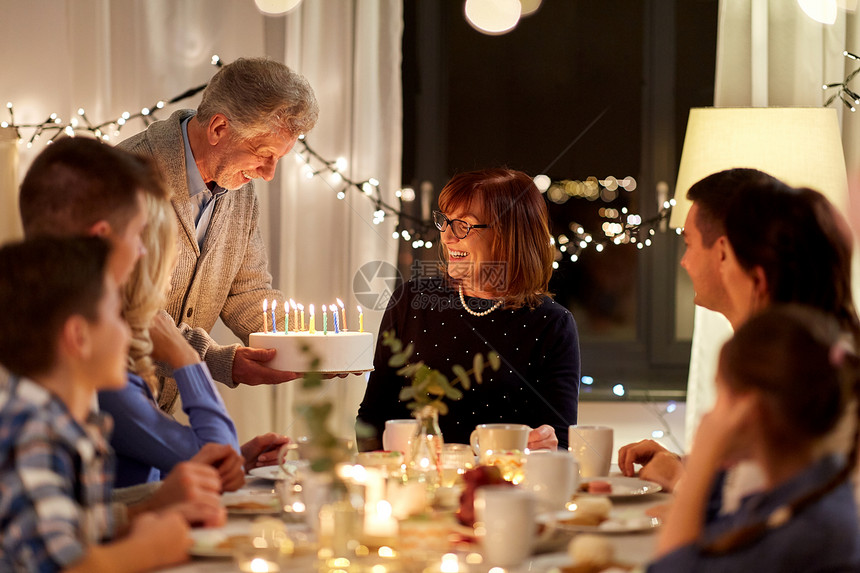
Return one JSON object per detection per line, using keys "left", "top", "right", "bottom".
{"left": 438, "top": 168, "right": 553, "bottom": 308}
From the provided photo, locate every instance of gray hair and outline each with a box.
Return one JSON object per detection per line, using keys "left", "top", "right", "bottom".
{"left": 197, "top": 57, "right": 319, "bottom": 139}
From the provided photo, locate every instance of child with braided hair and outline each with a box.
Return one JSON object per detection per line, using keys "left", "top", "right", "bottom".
{"left": 649, "top": 305, "right": 860, "bottom": 572}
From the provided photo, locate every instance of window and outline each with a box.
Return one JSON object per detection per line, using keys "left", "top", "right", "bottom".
{"left": 401, "top": 0, "right": 718, "bottom": 399}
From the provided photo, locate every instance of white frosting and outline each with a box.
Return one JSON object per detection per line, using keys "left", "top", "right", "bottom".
{"left": 568, "top": 533, "right": 614, "bottom": 567}
{"left": 249, "top": 331, "right": 374, "bottom": 372}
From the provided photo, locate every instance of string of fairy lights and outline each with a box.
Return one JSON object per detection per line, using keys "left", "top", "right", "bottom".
{"left": 2, "top": 52, "right": 683, "bottom": 437}
{"left": 1, "top": 54, "right": 674, "bottom": 261}
{"left": 824, "top": 50, "right": 860, "bottom": 111}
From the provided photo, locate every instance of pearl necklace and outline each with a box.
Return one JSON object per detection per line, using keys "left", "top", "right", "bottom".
{"left": 459, "top": 284, "right": 503, "bottom": 317}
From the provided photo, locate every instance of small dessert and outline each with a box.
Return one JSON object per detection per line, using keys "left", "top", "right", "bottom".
{"left": 225, "top": 501, "right": 275, "bottom": 510}
{"left": 558, "top": 534, "right": 634, "bottom": 573}
{"left": 579, "top": 480, "right": 612, "bottom": 494}
{"left": 216, "top": 535, "right": 254, "bottom": 550}
{"left": 569, "top": 534, "right": 613, "bottom": 568}
{"left": 562, "top": 496, "right": 613, "bottom": 527}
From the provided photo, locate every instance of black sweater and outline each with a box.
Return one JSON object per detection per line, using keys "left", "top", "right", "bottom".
{"left": 357, "top": 278, "right": 580, "bottom": 450}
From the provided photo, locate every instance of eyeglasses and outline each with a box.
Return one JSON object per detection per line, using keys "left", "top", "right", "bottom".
{"left": 433, "top": 210, "right": 492, "bottom": 240}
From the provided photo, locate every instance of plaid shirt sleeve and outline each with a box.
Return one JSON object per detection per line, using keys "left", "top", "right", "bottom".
{"left": 4, "top": 418, "right": 86, "bottom": 571}
{"left": 1, "top": 383, "right": 115, "bottom": 572}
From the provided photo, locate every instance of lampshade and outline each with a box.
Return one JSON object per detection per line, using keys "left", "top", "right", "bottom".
{"left": 670, "top": 107, "right": 848, "bottom": 228}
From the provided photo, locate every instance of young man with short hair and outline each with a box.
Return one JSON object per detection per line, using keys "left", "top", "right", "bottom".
{"left": 0, "top": 237, "right": 191, "bottom": 572}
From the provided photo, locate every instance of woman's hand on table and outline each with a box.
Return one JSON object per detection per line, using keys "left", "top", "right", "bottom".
{"left": 618, "top": 439, "right": 684, "bottom": 492}
{"left": 192, "top": 442, "right": 246, "bottom": 492}
{"left": 149, "top": 310, "right": 200, "bottom": 369}
{"left": 527, "top": 424, "right": 558, "bottom": 450}
{"left": 164, "top": 500, "right": 227, "bottom": 528}
{"left": 128, "top": 459, "right": 224, "bottom": 527}
{"left": 242, "top": 433, "right": 291, "bottom": 470}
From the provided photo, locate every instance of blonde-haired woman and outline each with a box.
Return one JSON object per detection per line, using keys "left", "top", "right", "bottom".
{"left": 99, "top": 193, "right": 287, "bottom": 489}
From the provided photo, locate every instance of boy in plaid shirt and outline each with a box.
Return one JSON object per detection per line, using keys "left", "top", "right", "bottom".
{"left": 0, "top": 237, "right": 191, "bottom": 572}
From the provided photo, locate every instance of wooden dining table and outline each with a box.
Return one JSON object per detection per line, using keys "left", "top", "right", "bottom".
{"left": 159, "top": 473, "right": 669, "bottom": 573}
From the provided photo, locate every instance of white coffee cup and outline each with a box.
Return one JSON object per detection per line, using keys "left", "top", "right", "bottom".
{"left": 474, "top": 486, "right": 538, "bottom": 567}
{"left": 382, "top": 419, "right": 418, "bottom": 456}
{"left": 522, "top": 450, "right": 580, "bottom": 512}
{"left": 469, "top": 423, "right": 530, "bottom": 458}
{"left": 568, "top": 425, "right": 613, "bottom": 478}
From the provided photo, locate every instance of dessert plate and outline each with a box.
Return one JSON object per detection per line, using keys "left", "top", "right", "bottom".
{"left": 222, "top": 490, "right": 279, "bottom": 515}
{"left": 189, "top": 527, "right": 252, "bottom": 558}
{"left": 578, "top": 476, "right": 662, "bottom": 498}
{"left": 542, "top": 509, "right": 661, "bottom": 534}
{"left": 248, "top": 460, "right": 307, "bottom": 481}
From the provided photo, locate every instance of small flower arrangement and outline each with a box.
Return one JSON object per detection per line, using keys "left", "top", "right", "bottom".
{"left": 381, "top": 330, "right": 501, "bottom": 415}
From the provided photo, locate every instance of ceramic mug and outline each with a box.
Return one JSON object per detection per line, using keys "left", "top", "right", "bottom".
{"left": 470, "top": 423, "right": 530, "bottom": 458}
{"left": 382, "top": 419, "right": 418, "bottom": 456}
{"left": 568, "top": 425, "right": 613, "bottom": 478}
{"left": 474, "top": 486, "right": 546, "bottom": 567}
{"left": 522, "top": 450, "right": 580, "bottom": 512}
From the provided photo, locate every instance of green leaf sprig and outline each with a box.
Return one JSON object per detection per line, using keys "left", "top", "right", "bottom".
{"left": 382, "top": 330, "right": 501, "bottom": 416}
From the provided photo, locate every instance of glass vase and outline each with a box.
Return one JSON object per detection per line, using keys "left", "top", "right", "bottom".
{"left": 406, "top": 406, "right": 444, "bottom": 491}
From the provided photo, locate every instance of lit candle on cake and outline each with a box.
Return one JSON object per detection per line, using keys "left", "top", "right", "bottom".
{"left": 322, "top": 304, "right": 328, "bottom": 335}
{"left": 331, "top": 303, "right": 340, "bottom": 334}
{"left": 337, "top": 298, "right": 347, "bottom": 331}
{"left": 309, "top": 304, "right": 316, "bottom": 334}
{"left": 271, "top": 299, "right": 277, "bottom": 334}
{"left": 284, "top": 300, "right": 289, "bottom": 333}
{"left": 262, "top": 299, "right": 268, "bottom": 333}
{"left": 358, "top": 305, "right": 364, "bottom": 332}
{"left": 299, "top": 304, "right": 305, "bottom": 331}
{"left": 290, "top": 299, "right": 297, "bottom": 333}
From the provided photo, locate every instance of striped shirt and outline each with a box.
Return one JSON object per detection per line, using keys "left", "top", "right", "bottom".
{"left": 0, "top": 375, "right": 118, "bottom": 572}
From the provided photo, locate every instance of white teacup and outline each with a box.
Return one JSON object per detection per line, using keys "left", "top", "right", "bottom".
{"left": 474, "top": 486, "right": 540, "bottom": 567}
{"left": 470, "top": 423, "right": 530, "bottom": 459}
{"left": 522, "top": 450, "right": 580, "bottom": 512}
{"left": 382, "top": 419, "right": 418, "bottom": 456}
{"left": 568, "top": 425, "right": 613, "bottom": 478}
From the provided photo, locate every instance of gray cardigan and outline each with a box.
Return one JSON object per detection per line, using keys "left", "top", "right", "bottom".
{"left": 119, "top": 110, "right": 285, "bottom": 409}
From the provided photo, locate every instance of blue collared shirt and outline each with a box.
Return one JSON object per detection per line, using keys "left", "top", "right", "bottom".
{"left": 648, "top": 454, "right": 860, "bottom": 573}
{"left": 0, "top": 376, "right": 118, "bottom": 572}
{"left": 181, "top": 118, "right": 225, "bottom": 249}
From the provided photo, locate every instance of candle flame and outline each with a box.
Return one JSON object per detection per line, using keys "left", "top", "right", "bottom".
{"left": 309, "top": 303, "right": 314, "bottom": 315}
{"left": 263, "top": 299, "right": 268, "bottom": 311}
{"left": 290, "top": 298, "right": 296, "bottom": 310}
{"left": 297, "top": 303, "right": 304, "bottom": 310}
{"left": 272, "top": 300, "right": 277, "bottom": 310}
{"left": 337, "top": 298, "right": 345, "bottom": 308}
{"left": 357, "top": 305, "right": 362, "bottom": 314}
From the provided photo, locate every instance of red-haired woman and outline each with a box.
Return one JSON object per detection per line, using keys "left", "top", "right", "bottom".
{"left": 357, "top": 168, "right": 580, "bottom": 451}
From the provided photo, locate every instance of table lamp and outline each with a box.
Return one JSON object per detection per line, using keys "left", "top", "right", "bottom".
{"left": 671, "top": 107, "right": 849, "bottom": 227}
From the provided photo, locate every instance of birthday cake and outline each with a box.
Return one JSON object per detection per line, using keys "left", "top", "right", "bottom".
{"left": 249, "top": 331, "right": 374, "bottom": 373}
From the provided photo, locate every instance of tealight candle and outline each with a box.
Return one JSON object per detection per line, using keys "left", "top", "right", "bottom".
{"left": 298, "top": 304, "right": 305, "bottom": 331}
{"left": 337, "top": 298, "right": 347, "bottom": 331}
{"left": 262, "top": 299, "right": 268, "bottom": 333}
{"left": 331, "top": 303, "right": 340, "bottom": 334}
{"left": 271, "top": 300, "right": 277, "bottom": 334}
{"left": 309, "top": 304, "right": 315, "bottom": 334}
{"left": 290, "top": 299, "right": 297, "bottom": 333}
{"left": 358, "top": 305, "right": 364, "bottom": 333}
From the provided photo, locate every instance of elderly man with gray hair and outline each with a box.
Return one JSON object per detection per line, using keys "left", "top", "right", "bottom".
{"left": 120, "top": 57, "right": 319, "bottom": 411}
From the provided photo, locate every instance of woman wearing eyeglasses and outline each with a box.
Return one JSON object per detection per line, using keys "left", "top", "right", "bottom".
{"left": 357, "top": 168, "right": 580, "bottom": 451}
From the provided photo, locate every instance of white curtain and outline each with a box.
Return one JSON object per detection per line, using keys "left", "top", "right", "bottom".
{"left": 685, "top": 0, "right": 860, "bottom": 445}
{"left": 0, "top": 0, "right": 402, "bottom": 444}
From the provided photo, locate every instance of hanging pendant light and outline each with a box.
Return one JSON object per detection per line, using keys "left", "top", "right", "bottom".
{"left": 464, "top": 0, "right": 522, "bottom": 36}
